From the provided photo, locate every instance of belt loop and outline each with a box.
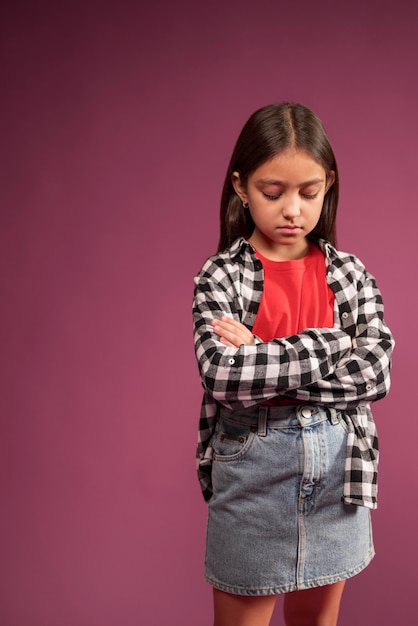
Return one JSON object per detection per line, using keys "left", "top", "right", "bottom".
{"left": 327, "top": 407, "right": 339, "bottom": 425}
{"left": 258, "top": 406, "right": 268, "bottom": 437}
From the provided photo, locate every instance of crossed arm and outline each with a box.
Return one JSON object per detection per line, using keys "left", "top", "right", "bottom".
{"left": 194, "top": 269, "right": 393, "bottom": 410}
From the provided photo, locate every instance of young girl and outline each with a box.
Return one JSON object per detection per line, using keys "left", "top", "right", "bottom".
{"left": 192, "top": 103, "right": 394, "bottom": 626}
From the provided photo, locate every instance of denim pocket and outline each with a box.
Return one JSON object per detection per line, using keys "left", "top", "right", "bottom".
{"left": 212, "top": 417, "right": 256, "bottom": 462}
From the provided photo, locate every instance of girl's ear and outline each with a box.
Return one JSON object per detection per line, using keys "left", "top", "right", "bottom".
{"left": 325, "top": 170, "right": 336, "bottom": 192}
{"left": 231, "top": 171, "right": 248, "bottom": 204}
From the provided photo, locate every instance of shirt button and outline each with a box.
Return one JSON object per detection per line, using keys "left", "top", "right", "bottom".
{"left": 342, "top": 312, "right": 349, "bottom": 319}
{"left": 366, "top": 383, "right": 373, "bottom": 391}
{"left": 301, "top": 407, "right": 312, "bottom": 418}
{"left": 228, "top": 358, "right": 235, "bottom": 365}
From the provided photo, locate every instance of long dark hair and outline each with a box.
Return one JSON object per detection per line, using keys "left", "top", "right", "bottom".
{"left": 218, "top": 103, "right": 339, "bottom": 252}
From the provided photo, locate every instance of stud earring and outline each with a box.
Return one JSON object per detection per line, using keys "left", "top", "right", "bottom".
{"left": 242, "top": 200, "right": 249, "bottom": 209}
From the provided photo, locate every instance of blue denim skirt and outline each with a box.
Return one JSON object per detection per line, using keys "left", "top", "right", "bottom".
{"left": 205, "top": 404, "right": 374, "bottom": 596}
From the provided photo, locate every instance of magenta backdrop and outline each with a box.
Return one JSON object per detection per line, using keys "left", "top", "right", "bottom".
{"left": 1, "top": 1, "right": 416, "bottom": 624}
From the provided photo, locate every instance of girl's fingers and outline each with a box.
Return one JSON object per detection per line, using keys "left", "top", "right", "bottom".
{"left": 211, "top": 317, "right": 247, "bottom": 334}
{"left": 220, "top": 330, "right": 252, "bottom": 344}
{"left": 211, "top": 317, "right": 254, "bottom": 346}
{"left": 212, "top": 321, "right": 244, "bottom": 340}
{"left": 219, "top": 337, "right": 236, "bottom": 347}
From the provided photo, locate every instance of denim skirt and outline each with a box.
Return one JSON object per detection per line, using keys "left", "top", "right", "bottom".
{"left": 205, "top": 404, "right": 374, "bottom": 596}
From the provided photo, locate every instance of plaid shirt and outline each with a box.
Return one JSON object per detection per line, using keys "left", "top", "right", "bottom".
{"left": 193, "top": 238, "right": 394, "bottom": 509}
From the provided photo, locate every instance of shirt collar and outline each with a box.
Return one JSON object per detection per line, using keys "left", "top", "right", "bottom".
{"left": 229, "top": 237, "right": 254, "bottom": 260}
{"left": 319, "top": 238, "right": 338, "bottom": 261}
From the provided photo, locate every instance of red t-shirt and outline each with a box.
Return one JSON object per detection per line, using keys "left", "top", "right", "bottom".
{"left": 252, "top": 244, "right": 335, "bottom": 341}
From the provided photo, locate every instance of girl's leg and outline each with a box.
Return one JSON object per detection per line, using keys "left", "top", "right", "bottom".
{"left": 213, "top": 588, "right": 277, "bottom": 626}
{"left": 283, "top": 581, "right": 346, "bottom": 626}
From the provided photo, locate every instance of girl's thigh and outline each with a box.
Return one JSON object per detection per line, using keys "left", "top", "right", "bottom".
{"left": 283, "top": 581, "right": 346, "bottom": 626}
{"left": 213, "top": 589, "right": 277, "bottom": 626}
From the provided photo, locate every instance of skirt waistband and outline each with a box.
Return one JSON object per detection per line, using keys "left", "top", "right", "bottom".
{"left": 219, "top": 404, "right": 340, "bottom": 435}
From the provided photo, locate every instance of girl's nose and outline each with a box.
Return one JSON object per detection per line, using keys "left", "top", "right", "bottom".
{"left": 282, "top": 195, "right": 300, "bottom": 219}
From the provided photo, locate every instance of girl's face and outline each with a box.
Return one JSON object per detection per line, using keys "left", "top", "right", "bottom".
{"left": 232, "top": 149, "right": 334, "bottom": 261}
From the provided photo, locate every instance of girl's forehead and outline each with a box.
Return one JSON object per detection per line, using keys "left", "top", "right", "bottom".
{"left": 251, "top": 149, "right": 326, "bottom": 181}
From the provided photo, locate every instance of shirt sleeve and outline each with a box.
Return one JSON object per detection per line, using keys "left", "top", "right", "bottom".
{"left": 282, "top": 270, "right": 394, "bottom": 409}
{"left": 193, "top": 272, "right": 352, "bottom": 409}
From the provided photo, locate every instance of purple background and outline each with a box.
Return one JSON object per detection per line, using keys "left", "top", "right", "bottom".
{"left": 1, "top": 1, "right": 415, "bottom": 624}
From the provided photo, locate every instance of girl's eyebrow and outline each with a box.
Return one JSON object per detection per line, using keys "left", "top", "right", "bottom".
{"left": 257, "top": 177, "right": 324, "bottom": 186}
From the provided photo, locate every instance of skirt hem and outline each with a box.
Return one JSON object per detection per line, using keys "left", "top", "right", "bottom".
{"left": 205, "top": 548, "right": 375, "bottom": 596}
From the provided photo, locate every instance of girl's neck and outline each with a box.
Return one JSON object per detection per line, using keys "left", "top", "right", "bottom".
{"left": 248, "top": 233, "right": 310, "bottom": 262}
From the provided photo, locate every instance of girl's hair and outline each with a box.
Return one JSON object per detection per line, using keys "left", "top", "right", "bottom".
{"left": 218, "top": 102, "right": 339, "bottom": 252}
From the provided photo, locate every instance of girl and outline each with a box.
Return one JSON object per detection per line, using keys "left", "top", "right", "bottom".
{"left": 192, "top": 103, "right": 394, "bottom": 626}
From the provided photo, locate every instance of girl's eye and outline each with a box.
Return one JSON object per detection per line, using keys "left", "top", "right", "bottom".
{"left": 263, "top": 193, "right": 280, "bottom": 200}
{"left": 262, "top": 191, "right": 319, "bottom": 200}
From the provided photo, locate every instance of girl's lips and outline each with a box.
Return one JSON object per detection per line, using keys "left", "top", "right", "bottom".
{"left": 277, "top": 226, "right": 302, "bottom": 235}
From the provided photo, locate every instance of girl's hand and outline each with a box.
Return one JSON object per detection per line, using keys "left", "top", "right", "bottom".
{"left": 211, "top": 316, "right": 255, "bottom": 348}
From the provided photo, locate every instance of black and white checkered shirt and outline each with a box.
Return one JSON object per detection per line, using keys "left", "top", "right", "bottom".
{"left": 193, "top": 238, "right": 394, "bottom": 509}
